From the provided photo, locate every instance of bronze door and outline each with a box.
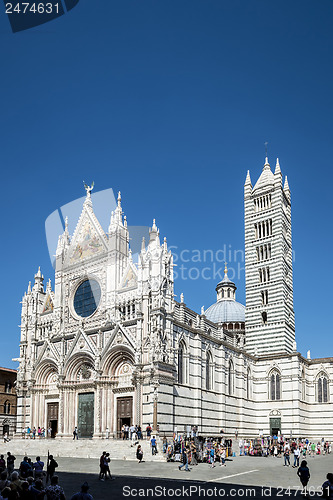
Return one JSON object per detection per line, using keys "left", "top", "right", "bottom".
{"left": 78, "top": 393, "right": 94, "bottom": 438}
{"left": 117, "top": 397, "right": 133, "bottom": 436}
{"left": 47, "top": 402, "right": 59, "bottom": 438}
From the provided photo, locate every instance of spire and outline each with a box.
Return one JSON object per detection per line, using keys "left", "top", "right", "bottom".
{"left": 27, "top": 281, "right": 31, "bottom": 294}
{"left": 263, "top": 157, "right": 270, "bottom": 170}
{"left": 149, "top": 219, "right": 160, "bottom": 246}
{"left": 34, "top": 267, "right": 44, "bottom": 292}
{"left": 224, "top": 262, "right": 228, "bottom": 276}
{"left": 46, "top": 278, "right": 52, "bottom": 292}
{"left": 284, "top": 175, "right": 290, "bottom": 191}
{"left": 244, "top": 170, "right": 252, "bottom": 186}
{"left": 180, "top": 292, "right": 184, "bottom": 303}
{"left": 109, "top": 191, "right": 124, "bottom": 230}
{"left": 141, "top": 236, "right": 146, "bottom": 252}
{"left": 274, "top": 158, "right": 281, "bottom": 174}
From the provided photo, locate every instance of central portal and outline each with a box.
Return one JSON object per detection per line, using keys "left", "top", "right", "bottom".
{"left": 78, "top": 392, "right": 94, "bottom": 438}
{"left": 117, "top": 396, "right": 133, "bottom": 438}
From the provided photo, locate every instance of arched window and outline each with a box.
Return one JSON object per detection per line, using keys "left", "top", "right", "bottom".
{"left": 5, "top": 381, "right": 11, "bottom": 393}
{"left": 228, "top": 360, "right": 234, "bottom": 395}
{"left": 318, "top": 373, "right": 329, "bottom": 403}
{"left": 227, "top": 288, "right": 231, "bottom": 298}
{"left": 246, "top": 367, "right": 251, "bottom": 399}
{"left": 178, "top": 342, "right": 187, "bottom": 384}
{"left": 3, "top": 401, "right": 10, "bottom": 414}
{"left": 206, "top": 352, "right": 213, "bottom": 391}
{"left": 301, "top": 368, "right": 306, "bottom": 401}
{"left": 270, "top": 371, "right": 281, "bottom": 400}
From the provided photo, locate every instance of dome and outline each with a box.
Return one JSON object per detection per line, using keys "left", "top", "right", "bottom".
{"left": 205, "top": 299, "right": 245, "bottom": 324}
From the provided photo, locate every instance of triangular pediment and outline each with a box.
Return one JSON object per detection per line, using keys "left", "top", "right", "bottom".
{"left": 101, "top": 324, "right": 136, "bottom": 360}
{"left": 67, "top": 204, "right": 107, "bottom": 265}
{"left": 36, "top": 340, "right": 59, "bottom": 365}
{"left": 119, "top": 262, "right": 138, "bottom": 290}
{"left": 65, "top": 329, "right": 97, "bottom": 362}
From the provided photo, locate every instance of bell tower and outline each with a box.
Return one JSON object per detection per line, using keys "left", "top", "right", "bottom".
{"left": 244, "top": 157, "right": 295, "bottom": 354}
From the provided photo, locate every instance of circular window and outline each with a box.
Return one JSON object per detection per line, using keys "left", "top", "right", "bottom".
{"left": 73, "top": 279, "right": 101, "bottom": 318}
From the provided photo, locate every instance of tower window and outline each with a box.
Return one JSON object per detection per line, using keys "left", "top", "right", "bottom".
{"left": 270, "top": 372, "right": 281, "bottom": 400}
{"left": 262, "top": 311, "right": 267, "bottom": 324}
{"left": 5, "top": 381, "right": 11, "bottom": 393}
{"left": 4, "top": 401, "right": 10, "bottom": 414}
{"left": 318, "top": 374, "right": 329, "bottom": 403}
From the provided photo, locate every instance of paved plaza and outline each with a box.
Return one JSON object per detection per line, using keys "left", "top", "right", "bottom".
{"left": 1, "top": 446, "right": 332, "bottom": 499}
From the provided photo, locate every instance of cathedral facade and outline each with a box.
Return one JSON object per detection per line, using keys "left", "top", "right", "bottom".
{"left": 15, "top": 158, "right": 333, "bottom": 440}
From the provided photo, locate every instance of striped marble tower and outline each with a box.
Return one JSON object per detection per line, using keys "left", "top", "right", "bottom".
{"left": 244, "top": 157, "right": 295, "bottom": 355}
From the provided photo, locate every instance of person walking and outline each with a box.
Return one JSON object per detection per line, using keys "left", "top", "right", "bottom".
{"left": 70, "top": 481, "right": 93, "bottom": 500}
{"left": 104, "top": 453, "right": 114, "bottom": 480}
{"left": 220, "top": 447, "right": 226, "bottom": 467}
{"left": 311, "top": 442, "right": 316, "bottom": 457}
{"left": 146, "top": 424, "right": 152, "bottom": 440}
{"left": 297, "top": 460, "right": 310, "bottom": 495}
{"left": 136, "top": 445, "right": 143, "bottom": 463}
{"left": 73, "top": 427, "right": 78, "bottom": 440}
{"left": 179, "top": 447, "right": 190, "bottom": 472}
{"left": 99, "top": 452, "right": 106, "bottom": 481}
{"left": 150, "top": 436, "right": 157, "bottom": 455}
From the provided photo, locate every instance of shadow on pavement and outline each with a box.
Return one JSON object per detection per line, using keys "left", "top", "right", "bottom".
{"left": 57, "top": 471, "right": 322, "bottom": 499}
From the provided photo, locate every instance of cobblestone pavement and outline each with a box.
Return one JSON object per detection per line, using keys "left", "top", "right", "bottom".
{"left": 4, "top": 453, "right": 333, "bottom": 499}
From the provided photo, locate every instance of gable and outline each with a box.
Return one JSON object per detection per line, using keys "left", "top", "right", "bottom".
{"left": 68, "top": 208, "right": 107, "bottom": 265}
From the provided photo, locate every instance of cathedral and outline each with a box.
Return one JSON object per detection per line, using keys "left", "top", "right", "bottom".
{"left": 15, "top": 158, "right": 333, "bottom": 440}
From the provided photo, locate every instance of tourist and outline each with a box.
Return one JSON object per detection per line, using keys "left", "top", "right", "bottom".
{"left": 6, "top": 452, "right": 15, "bottom": 476}
{"left": 220, "top": 446, "right": 226, "bottom": 467}
{"left": 297, "top": 460, "right": 310, "bottom": 495}
{"left": 322, "top": 473, "right": 333, "bottom": 499}
{"left": 137, "top": 426, "right": 142, "bottom": 440}
{"left": 73, "top": 427, "right": 78, "bottom": 440}
{"left": 20, "top": 456, "right": 33, "bottom": 479}
{"left": 209, "top": 447, "right": 215, "bottom": 468}
{"left": 0, "top": 471, "right": 10, "bottom": 490}
{"left": 47, "top": 427, "right": 52, "bottom": 439}
{"left": 20, "top": 480, "right": 34, "bottom": 499}
{"left": 27, "top": 427, "right": 31, "bottom": 439}
{"left": 33, "top": 456, "right": 45, "bottom": 480}
{"left": 136, "top": 445, "right": 143, "bottom": 463}
{"left": 150, "top": 436, "right": 157, "bottom": 455}
{"left": 283, "top": 447, "right": 290, "bottom": 466}
{"left": 3, "top": 433, "right": 10, "bottom": 444}
{"left": 105, "top": 427, "right": 109, "bottom": 440}
{"left": 70, "top": 482, "right": 93, "bottom": 500}
{"left": 30, "top": 478, "right": 45, "bottom": 499}
{"left": 98, "top": 452, "right": 106, "bottom": 481}
{"left": 45, "top": 475, "right": 66, "bottom": 500}
{"left": 104, "top": 453, "right": 113, "bottom": 480}
{"left": 179, "top": 447, "right": 190, "bottom": 472}
{"left": 46, "top": 455, "right": 58, "bottom": 483}
{"left": 311, "top": 442, "right": 316, "bottom": 457}
{"left": 293, "top": 447, "right": 300, "bottom": 468}
{"left": 32, "top": 427, "right": 37, "bottom": 440}
{"left": 10, "top": 471, "right": 23, "bottom": 496}
{"left": 0, "top": 455, "right": 6, "bottom": 473}
{"left": 146, "top": 424, "right": 152, "bottom": 440}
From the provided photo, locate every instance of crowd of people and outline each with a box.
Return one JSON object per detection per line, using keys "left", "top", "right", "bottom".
{"left": 239, "top": 436, "right": 332, "bottom": 458}
{"left": 0, "top": 453, "right": 93, "bottom": 500}
{"left": 161, "top": 434, "right": 233, "bottom": 466}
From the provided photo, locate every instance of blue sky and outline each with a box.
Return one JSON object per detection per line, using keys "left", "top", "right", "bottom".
{"left": 0, "top": 0, "right": 332, "bottom": 367}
